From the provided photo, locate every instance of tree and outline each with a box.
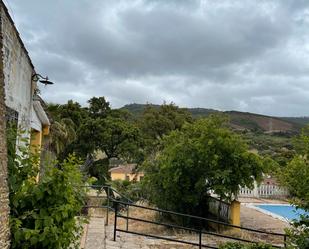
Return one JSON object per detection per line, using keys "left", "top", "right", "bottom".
{"left": 143, "top": 115, "right": 264, "bottom": 217}
{"left": 139, "top": 103, "right": 192, "bottom": 140}
{"left": 48, "top": 118, "right": 77, "bottom": 156}
{"left": 279, "top": 125, "right": 309, "bottom": 249}
{"left": 137, "top": 103, "right": 193, "bottom": 158}
{"left": 78, "top": 115, "right": 140, "bottom": 160}
{"left": 56, "top": 100, "right": 87, "bottom": 128}
{"left": 280, "top": 124, "right": 309, "bottom": 210}
{"left": 88, "top": 96, "right": 111, "bottom": 119}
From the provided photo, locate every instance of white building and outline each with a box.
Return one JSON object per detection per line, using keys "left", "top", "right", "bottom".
{"left": 1, "top": 2, "right": 50, "bottom": 149}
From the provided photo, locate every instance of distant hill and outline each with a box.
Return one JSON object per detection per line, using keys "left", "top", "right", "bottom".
{"left": 121, "top": 103, "right": 305, "bottom": 133}
{"left": 121, "top": 103, "right": 218, "bottom": 118}
{"left": 281, "top": 117, "right": 309, "bottom": 126}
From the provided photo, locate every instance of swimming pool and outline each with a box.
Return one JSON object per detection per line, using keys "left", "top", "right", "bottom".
{"left": 255, "top": 204, "right": 308, "bottom": 221}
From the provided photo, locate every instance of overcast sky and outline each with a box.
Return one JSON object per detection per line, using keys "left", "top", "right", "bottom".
{"left": 7, "top": 0, "right": 309, "bottom": 116}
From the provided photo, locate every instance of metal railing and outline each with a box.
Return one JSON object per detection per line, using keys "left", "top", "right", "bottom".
{"left": 112, "top": 199, "right": 287, "bottom": 249}
{"left": 81, "top": 185, "right": 133, "bottom": 226}
{"left": 208, "top": 196, "right": 230, "bottom": 223}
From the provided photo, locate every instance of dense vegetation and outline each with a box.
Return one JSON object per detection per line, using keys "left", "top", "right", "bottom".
{"left": 10, "top": 97, "right": 306, "bottom": 248}
{"left": 142, "top": 116, "right": 264, "bottom": 217}
{"left": 279, "top": 125, "right": 309, "bottom": 248}
{"left": 45, "top": 98, "right": 194, "bottom": 184}
{"left": 7, "top": 128, "right": 87, "bottom": 248}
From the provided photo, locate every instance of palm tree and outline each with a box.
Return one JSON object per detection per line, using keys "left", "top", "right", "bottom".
{"left": 48, "top": 118, "right": 77, "bottom": 155}
{"left": 0, "top": 65, "right": 10, "bottom": 247}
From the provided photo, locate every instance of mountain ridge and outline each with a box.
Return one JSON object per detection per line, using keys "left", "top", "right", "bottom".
{"left": 121, "top": 103, "right": 309, "bottom": 133}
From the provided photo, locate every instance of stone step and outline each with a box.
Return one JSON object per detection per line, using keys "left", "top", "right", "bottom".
{"left": 84, "top": 217, "right": 106, "bottom": 249}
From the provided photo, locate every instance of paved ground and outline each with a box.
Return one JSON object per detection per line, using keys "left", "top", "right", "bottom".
{"left": 240, "top": 204, "right": 289, "bottom": 233}
{"left": 81, "top": 217, "right": 106, "bottom": 249}
{"left": 238, "top": 197, "right": 289, "bottom": 233}
{"left": 82, "top": 219, "right": 285, "bottom": 249}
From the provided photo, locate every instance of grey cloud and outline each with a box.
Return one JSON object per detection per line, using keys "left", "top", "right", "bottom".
{"left": 8, "top": 0, "right": 309, "bottom": 116}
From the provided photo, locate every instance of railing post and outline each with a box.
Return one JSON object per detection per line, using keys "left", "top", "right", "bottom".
{"left": 199, "top": 230, "right": 202, "bottom": 249}
{"left": 106, "top": 187, "right": 110, "bottom": 225}
{"left": 113, "top": 201, "right": 118, "bottom": 241}
{"left": 126, "top": 204, "right": 129, "bottom": 231}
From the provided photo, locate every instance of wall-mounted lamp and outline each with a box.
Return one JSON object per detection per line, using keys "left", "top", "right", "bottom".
{"left": 32, "top": 73, "right": 54, "bottom": 85}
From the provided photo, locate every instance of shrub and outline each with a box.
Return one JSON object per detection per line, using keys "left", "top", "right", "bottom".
{"left": 285, "top": 215, "right": 309, "bottom": 249}
{"left": 219, "top": 242, "right": 276, "bottom": 249}
{"left": 110, "top": 179, "right": 145, "bottom": 202}
{"left": 8, "top": 129, "right": 88, "bottom": 249}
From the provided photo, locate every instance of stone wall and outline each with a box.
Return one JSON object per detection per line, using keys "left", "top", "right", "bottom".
{"left": 1, "top": 3, "right": 34, "bottom": 132}
{"left": 0, "top": 3, "right": 10, "bottom": 248}
{"left": 0, "top": 1, "right": 36, "bottom": 247}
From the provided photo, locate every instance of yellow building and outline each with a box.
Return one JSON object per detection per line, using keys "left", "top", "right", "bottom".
{"left": 30, "top": 101, "right": 50, "bottom": 153}
{"left": 109, "top": 164, "right": 144, "bottom": 182}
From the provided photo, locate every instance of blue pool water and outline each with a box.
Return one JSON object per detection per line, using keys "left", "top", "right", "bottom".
{"left": 256, "top": 204, "right": 308, "bottom": 220}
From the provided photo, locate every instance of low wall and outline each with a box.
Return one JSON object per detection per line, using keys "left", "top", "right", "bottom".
{"left": 238, "top": 184, "right": 289, "bottom": 199}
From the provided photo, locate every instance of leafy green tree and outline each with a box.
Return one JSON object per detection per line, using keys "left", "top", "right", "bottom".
{"left": 293, "top": 124, "right": 309, "bottom": 156}
{"left": 137, "top": 103, "right": 193, "bottom": 159}
{"left": 281, "top": 157, "right": 309, "bottom": 210}
{"left": 78, "top": 115, "right": 140, "bottom": 160}
{"left": 88, "top": 96, "right": 111, "bottom": 119}
{"left": 45, "top": 97, "right": 142, "bottom": 183}
{"left": 56, "top": 100, "right": 87, "bottom": 128}
{"left": 139, "top": 103, "right": 192, "bottom": 140}
{"left": 279, "top": 124, "right": 309, "bottom": 249}
{"left": 143, "top": 115, "right": 264, "bottom": 217}
{"left": 45, "top": 101, "right": 87, "bottom": 160}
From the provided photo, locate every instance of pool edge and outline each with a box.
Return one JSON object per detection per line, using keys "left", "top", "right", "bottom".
{"left": 242, "top": 203, "right": 290, "bottom": 223}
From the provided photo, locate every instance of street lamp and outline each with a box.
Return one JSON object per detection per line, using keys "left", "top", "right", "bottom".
{"left": 32, "top": 73, "right": 54, "bottom": 85}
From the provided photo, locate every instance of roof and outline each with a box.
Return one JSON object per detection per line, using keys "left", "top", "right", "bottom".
{"left": 33, "top": 101, "right": 50, "bottom": 126}
{"left": 109, "top": 164, "right": 138, "bottom": 174}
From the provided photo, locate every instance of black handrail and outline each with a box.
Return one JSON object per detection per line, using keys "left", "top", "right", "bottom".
{"left": 81, "top": 184, "right": 133, "bottom": 227}
{"left": 81, "top": 185, "right": 287, "bottom": 248}
{"left": 82, "top": 184, "right": 133, "bottom": 203}
{"left": 113, "top": 199, "right": 286, "bottom": 237}
{"left": 112, "top": 199, "right": 287, "bottom": 249}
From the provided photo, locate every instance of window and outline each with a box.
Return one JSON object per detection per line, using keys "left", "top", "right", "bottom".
{"left": 6, "top": 106, "right": 18, "bottom": 125}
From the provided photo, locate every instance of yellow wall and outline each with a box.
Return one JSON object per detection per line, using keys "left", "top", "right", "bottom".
{"left": 30, "top": 129, "right": 42, "bottom": 153}
{"left": 30, "top": 129, "right": 42, "bottom": 182}
{"left": 110, "top": 172, "right": 144, "bottom": 182}
{"left": 42, "top": 125, "right": 50, "bottom": 136}
{"left": 230, "top": 200, "right": 241, "bottom": 227}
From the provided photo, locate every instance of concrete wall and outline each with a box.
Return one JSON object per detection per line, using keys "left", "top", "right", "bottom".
{"left": 1, "top": 5, "right": 34, "bottom": 132}
{"left": 0, "top": 3, "right": 10, "bottom": 248}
